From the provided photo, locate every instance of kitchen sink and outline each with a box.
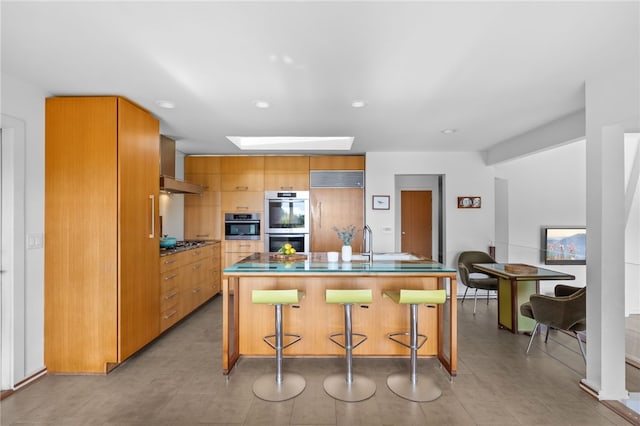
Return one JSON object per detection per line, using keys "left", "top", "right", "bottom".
{"left": 350, "top": 253, "right": 420, "bottom": 261}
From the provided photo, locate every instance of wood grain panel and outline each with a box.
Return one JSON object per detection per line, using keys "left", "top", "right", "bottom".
{"left": 117, "top": 97, "right": 160, "bottom": 360}
{"left": 185, "top": 156, "right": 221, "bottom": 173}
{"left": 309, "top": 155, "right": 365, "bottom": 170}
{"left": 236, "top": 276, "right": 439, "bottom": 357}
{"left": 310, "top": 188, "right": 364, "bottom": 252}
{"left": 45, "top": 97, "right": 119, "bottom": 373}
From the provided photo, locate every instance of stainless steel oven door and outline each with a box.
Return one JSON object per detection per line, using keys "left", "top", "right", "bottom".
{"left": 224, "top": 213, "right": 261, "bottom": 240}
{"left": 265, "top": 233, "right": 309, "bottom": 253}
{"left": 264, "top": 191, "right": 309, "bottom": 234}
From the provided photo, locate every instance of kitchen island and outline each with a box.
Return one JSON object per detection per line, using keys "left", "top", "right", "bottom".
{"left": 222, "top": 253, "right": 458, "bottom": 377}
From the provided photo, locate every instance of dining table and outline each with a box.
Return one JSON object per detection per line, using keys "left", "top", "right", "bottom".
{"left": 472, "top": 263, "right": 575, "bottom": 334}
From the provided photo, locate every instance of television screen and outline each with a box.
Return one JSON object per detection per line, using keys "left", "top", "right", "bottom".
{"left": 542, "top": 227, "right": 586, "bottom": 265}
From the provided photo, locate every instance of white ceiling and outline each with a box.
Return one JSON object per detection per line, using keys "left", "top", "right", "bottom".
{"left": 2, "top": 1, "right": 638, "bottom": 155}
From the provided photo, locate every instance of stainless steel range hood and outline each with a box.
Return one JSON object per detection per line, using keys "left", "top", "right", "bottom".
{"left": 160, "top": 135, "right": 204, "bottom": 194}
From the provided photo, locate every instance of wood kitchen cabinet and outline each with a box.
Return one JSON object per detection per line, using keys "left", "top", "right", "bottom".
{"left": 309, "top": 155, "right": 365, "bottom": 170}
{"left": 264, "top": 156, "right": 309, "bottom": 190}
{"left": 310, "top": 155, "right": 365, "bottom": 253}
{"left": 221, "top": 156, "right": 264, "bottom": 191}
{"left": 185, "top": 156, "right": 222, "bottom": 240}
{"left": 45, "top": 96, "right": 160, "bottom": 373}
{"left": 310, "top": 188, "right": 364, "bottom": 253}
{"left": 159, "top": 242, "right": 221, "bottom": 333}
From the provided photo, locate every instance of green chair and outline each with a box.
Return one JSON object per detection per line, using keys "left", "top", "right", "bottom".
{"left": 251, "top": 289, "right": 305, "bottom": 401}
{"left": 323, "top": 289, "right": 376, "bottom": 402}
{"left": 520, "top": 284, "right": 586, "bottom": 361}
{"left": 457, "top": 251, "right": 498, "bottom": 314}
{"left": 384, "top": 289, "right": 447, "bottom": 402}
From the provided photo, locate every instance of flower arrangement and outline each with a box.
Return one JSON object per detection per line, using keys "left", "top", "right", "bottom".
{"left": 332, "top": 225, "right": 357, "bottom": 246}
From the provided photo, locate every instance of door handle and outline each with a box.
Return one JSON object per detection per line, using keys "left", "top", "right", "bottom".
{"left": 149, "top": 194, "right": 155, "bottom": 238}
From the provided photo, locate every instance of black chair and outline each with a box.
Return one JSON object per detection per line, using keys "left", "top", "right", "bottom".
{"left": 520, "top": 284, "right": 586, "bottom": 361}
{"left": 457, "top": 251, "right": 498, "bottom": 314}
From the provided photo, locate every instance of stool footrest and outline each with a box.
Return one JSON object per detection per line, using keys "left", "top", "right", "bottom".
{"left": 388, "top": 332, "right": 428, "bottom": 350}
{"left": 329, "top": 332, "right": 368, "bottom": 350}
{"left": 263, "top": 333, "right": 302, "bottom": 350}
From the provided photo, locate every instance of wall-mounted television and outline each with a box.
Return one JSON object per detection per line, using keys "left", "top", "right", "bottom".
{"left": 541, "top": 226, "right": 587, "bottom": 265}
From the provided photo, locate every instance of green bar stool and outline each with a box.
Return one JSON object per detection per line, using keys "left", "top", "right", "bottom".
{"left": 323, "top": 289, "right": 376, "bottom": 402}
{"left": 251, "top": 289, "right": 306, "bottom": 401}
{"left": 384, "top": 289, "right": 446, "bottom": 402}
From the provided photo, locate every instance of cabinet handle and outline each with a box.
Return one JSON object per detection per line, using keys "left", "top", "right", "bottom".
{"left": 193, "top": 287, "right": 201, "bottom": 293}
{"left": 235, "top": 186, "right": 248, "bottom": 191}
{"left": 164, "top": 291, "right": 178, "bottom": 300}
{"left": 196, "top": 234, "right": 210, "bottom": 238}
{"left": 280, "top": 186, "right": 293, "bottom": 190}
{"left": 319, "top": 201, "right": 322, "bottom": 229}
{"left": 149, "top": 194, "right": 155, "bottom": 238}
{"left": 236, "top": 206, "right": 249, "bottom": 210}
{"left": 163, "top": 258, "right": 177, "bottom": 265}
{"left": 239, "top": 244, "right": 250, "bottom": 248}
{"left": 193, "top": 250, "right": 201, "bottom": 256}
{"left": 193, "top": 264, "right": 201, "bottom": 270}
{"left": 163, "top": 310, "right": 178, "bottom": 320}
{"left": 164, "top": 273, "right": 177, "bottom": 281}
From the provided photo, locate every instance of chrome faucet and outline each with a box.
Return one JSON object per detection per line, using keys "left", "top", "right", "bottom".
{"left": 362, "top": 224, "right": 373, "bottom": 264}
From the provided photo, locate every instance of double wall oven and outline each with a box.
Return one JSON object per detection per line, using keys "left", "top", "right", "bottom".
{"left": 264, "top": 191, "right": 310, "bottom": 253}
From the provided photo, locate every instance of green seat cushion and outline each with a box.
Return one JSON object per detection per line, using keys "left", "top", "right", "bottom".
{"left": 252, "top": 289, "right": 303, "bottom": 305}
{"left": 325, "top": 289, "right": 373, "bottom": 304}
{"left": 384, "top": 289, "right": 446, "bottom": 305}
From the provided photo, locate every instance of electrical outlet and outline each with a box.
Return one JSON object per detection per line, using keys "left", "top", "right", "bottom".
{"left": 27, "top": 233, "right": 44, "bottom": 249}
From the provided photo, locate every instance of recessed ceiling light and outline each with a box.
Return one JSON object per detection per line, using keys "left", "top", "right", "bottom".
{"left": 254, "top": 100, "right": 270, "bottom": 109}
{"left": 226, "top": 136, "right": 354, "bottom": 151}
{"left": 351, "top": 100, "right": 367, "bottom": 108}
{"left": 441, "top": 128, "right": 457, "bottom": 135}
{"left": 156, "top": 100, "right": 175, "bottom": 109}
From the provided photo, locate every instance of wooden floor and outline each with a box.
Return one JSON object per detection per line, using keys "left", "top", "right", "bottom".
{"left": 0, "top": 295, "right": 637, "bottom": 425}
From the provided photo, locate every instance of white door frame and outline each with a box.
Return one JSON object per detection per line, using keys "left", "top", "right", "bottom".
{"left": 1, "top": 115, "right": 26, "bottom": 391}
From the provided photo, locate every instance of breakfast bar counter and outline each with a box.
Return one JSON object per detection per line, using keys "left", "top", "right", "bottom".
{"left": 222, "top": 252, "right": 458, "bottom": 376}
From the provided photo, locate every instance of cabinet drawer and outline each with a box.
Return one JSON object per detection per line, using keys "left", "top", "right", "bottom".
{"left": 160, "top": 269, "right": 182, "bottom": 292}
{"left": 160, "top": 254, "right": 184, "bottom": 273}
{"left": 223, "top": 240, "right": 263, "bottom": 253}
{"left": 160, "top": 286, "right": 180, "bottom": 312}
{"left": 160, "top": 307, "right": 181, "bottom": 332}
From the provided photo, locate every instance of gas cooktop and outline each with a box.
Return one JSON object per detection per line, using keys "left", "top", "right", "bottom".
{"left": 160, "top": 240, "right": 208, "bottom": 255}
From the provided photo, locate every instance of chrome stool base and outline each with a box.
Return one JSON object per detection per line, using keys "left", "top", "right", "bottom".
{"left": 323, "top": 373, "right": 376, "bottom": 402}
{"left": 253, "top": 372, "right": 306, "bottom": 402}
{"left": 386, "top": 372, "right": 441, "bottom": 402}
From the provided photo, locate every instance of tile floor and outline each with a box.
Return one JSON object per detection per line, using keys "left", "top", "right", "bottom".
{"left": 1, "top": 295, "right": 635, "bottom": 425}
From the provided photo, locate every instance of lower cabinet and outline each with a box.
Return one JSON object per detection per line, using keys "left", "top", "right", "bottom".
{"left": 159, "top": 242, "right": 221, "bottom": 332}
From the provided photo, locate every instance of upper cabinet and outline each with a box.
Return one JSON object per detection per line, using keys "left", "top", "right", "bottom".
{"left": 45, "top": 96, "right": 160, "bottom": 373}
{"left": 310, "top": 155, "right": 365, "bottom": 170}
{"left": 221, "top": 156, "right": 264, "bottom": 192}
{"left": 184, "top": 157, "right": 222, "bottom": 240}
{"left": 264, "top": 156, "right": 310, "bottom": 190}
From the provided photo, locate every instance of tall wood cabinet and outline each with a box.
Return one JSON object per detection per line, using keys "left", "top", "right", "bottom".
{"left": 184, "top": 156, "right": 222, "bottom": 240}
{"left": 45, "top": 96, "right": 160, "bottom": 373}
{"left": 310, "top": 156, "right": 365, "bottom": 253}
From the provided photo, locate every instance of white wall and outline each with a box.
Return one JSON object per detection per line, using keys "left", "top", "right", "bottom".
{"left": 1, "top": 72, "right": 46, "bottom": 384}
{"left": 366, "top": 152, "right": 495, "bottom": 270}
{"left": 494, "top": 141, "right": 587, "bottom": 294}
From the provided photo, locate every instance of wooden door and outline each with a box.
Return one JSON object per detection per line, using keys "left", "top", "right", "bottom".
{"left": 310, "top": 188, "right": 364, "bottom": 252}
{"left": 118, "top": 97, "right": 160, "bottom": 360}
{"left": 401, "top": 190, "right": 432, "bottom": 258}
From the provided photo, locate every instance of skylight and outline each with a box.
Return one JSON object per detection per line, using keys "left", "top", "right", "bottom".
{"left": 226, "top": 136, "right": 354, "bottom": 151}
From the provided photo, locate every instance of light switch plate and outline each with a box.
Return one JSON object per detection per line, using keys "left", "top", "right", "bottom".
{"left": 27, "top": 233, "right": 44, "bottom": 249}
